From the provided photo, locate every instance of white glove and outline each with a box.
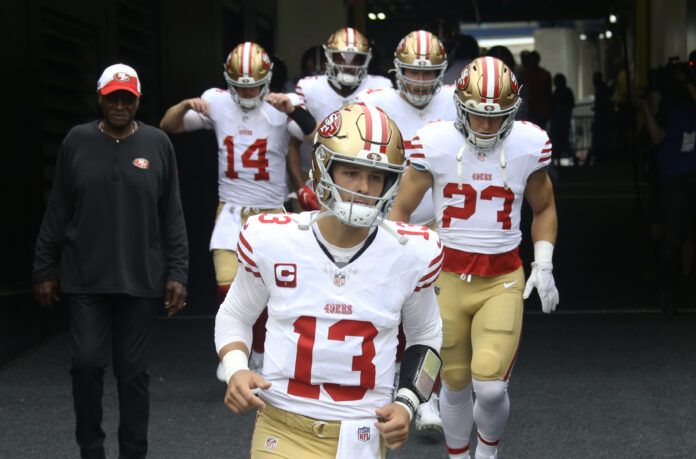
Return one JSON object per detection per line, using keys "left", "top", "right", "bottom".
{"left": 523, "top": 241, "right": 559, "bottom": 313}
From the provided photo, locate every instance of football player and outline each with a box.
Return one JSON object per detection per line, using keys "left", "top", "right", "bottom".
{"left": 215, "top": 104, "right": 443, "bottom": 458}
{"left": 159, "top": 42, "right": 316, "bottom": 381}
{"left": 357, "top": 29, "right": 454, "bottom": 433}
{"left": 389, "top": 57, "right": 559, "bottom": 459}
{"left": 288, "top": 27, "right": 393, "bottom": 212}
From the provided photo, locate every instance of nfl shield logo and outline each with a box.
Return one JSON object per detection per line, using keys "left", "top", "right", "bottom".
{"left": 477, "top": 151, "right": 487, "bottom": 161}
{"left": 357, "top": 426, "right": 370, "bottom": 442}
{"left": 334, "top": 272, "right": 346, "bottom": 287}
{"left": 265, "top": 436, "right": 278, "bottom": 450}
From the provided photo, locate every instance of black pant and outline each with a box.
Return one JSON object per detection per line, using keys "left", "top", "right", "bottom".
{"left": 69, "top": 294, "right": 159, "bottom": 459}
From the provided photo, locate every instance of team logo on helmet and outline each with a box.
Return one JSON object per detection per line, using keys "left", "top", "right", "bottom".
{"left": 395, "top": 38, "right": 406, "bottom": 54}
{"left": 366, "top": 152, "right": 382, "bottom": 161}
{"left": 319, "top": 110, "right": 342, "bottom": 138}
{"left": 457, "top": 66, "right": 470, "bottom": 91}
{"left": 510, "top": 71, "right": 519, "bottom": 94}
{"left": 484, "top": 105, "right": 496, "bottom": 111}
{"left": 261, "top": 52, "right": 272, "bottom": 70}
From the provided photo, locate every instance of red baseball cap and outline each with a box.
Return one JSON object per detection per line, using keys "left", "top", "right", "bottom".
{"left": 97, "top": 63, "right": 141, "bottom": 97}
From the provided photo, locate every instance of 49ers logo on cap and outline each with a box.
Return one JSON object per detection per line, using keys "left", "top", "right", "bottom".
{"left": 319, "top": 111, "right": 341, "bottom": 137}
{"left": 457, "top": 66, "right": 470, "bottom": 91}
{"left": 114, "top": 72, "right": 132, "bottom": 82}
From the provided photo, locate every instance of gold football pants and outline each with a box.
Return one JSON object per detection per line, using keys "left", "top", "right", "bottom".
{"left": 436, "top": 267, "right": 525, "bottom": 390}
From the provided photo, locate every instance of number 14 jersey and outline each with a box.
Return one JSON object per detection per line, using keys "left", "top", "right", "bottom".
{"left": 236, "top": 212, "right": 443, "bottom": 420}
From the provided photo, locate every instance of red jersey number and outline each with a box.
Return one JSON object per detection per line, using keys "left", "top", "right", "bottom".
{"left": 288, "top": 316, "right": 377, "bottom": 402}
{"left": 224, "top": 136, "right": 270, "bottom": 181}
{"left": 442, "top": 183, "right": 514, "bottom": 230}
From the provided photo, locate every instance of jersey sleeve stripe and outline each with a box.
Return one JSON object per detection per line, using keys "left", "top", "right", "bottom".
{"left": 428, "top": 251, "right": 444, "bottom": 267}
{"left": 415, "top": 278, "right": 438, "bottom": 292}
{"left": 236, "top": 243, "right": 259, "bottom": 270}
{"left": 409, "top": 152, "right": 425, "bottom": 159}
{"left": 541, "top": 148, "right": 553, "bottom": 153}
{"left": 242, "top": 265, "right": 261, "bottom": 278}
{"left": 404, "top": 140, "right": 424, "bottom": 149}
{"left": 538, "top": 156, "right": 552, "bottom": 163}
{"left": 239, "top": 232, "right": 254, "bottom": 254}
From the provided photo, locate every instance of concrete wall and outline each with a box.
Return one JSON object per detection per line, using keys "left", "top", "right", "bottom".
{"left": 534, "top": 28, "right": 580, "bottom": 98}
{"left": 277, "top": 0, "right": 347, "bottom": 80}
{"left": 650, "top": 0, "right": 687, "bottom": 66}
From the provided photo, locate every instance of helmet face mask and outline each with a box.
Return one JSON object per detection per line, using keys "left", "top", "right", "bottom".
{"left": 311, "top": 104, "right": 406, "bottom": 227}
{"left": 224, "top": 42, "right": 273, "bottom": 110}
{"left": 393, "top": 30, "right": 447, "bottom": 107}
{"left": 324, "top": 28, "right": 372, "bottom": 89}
{"left": 453, "top": 56, "right": 521, "bottom": 151}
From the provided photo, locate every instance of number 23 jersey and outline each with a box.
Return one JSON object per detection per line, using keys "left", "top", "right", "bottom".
{"left": 410, "top": 120, "right": 552, "bottom": 255}
{"left": 237, "top": 212, "right": 443, "bottom": 420}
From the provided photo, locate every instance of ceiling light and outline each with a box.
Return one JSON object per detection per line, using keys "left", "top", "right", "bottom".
{"left": 368, "top": 12, "right": 377, "bottom": 20}
{"left": 605, "top": 30, "right": 613, "bottom": 39}
{"left": 598, "top": 33, "right": 605, "bottom": 40}
{"left": 609, "top": 14, "right": 618, "bottom": 23}
{"left": 579, "top": 33, "right": 587, "bottom": 41}
{"left": 377, "top": 12, "right": 386, "bottom": 20}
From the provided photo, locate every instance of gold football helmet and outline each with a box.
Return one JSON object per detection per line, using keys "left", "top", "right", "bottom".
{"left": 454, "top": 56, "right": 521, "bottom": 150}
{"left": 323, "top": 27, "right": 372, "bottom": 89}
{"left": 311, "top": 103, "right": 405, "bottom": 227}
{"left": 393, "top": 30, "right": 447, "bottom": 107}
{"left": 223, "top": 42, "right": 273, "bottom": 110}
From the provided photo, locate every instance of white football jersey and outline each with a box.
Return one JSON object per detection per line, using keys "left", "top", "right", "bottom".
{"left": 356, "top": 86, "right": 457, "bottom": 225}
{"left": 293, "top": 75, "right": 393, "bottom": 171}
{"left": 410, "top": 120, "right": 552, "bottom": 254}
{"left": 236, "top": 212, "right": 443, "bottom": 420}
{"left": 183, "top": 88, "right": 290, "bottom": 207}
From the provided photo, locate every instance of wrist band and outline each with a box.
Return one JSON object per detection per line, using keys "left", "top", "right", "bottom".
{"left": 221, "top": 349, "right": 249, "bottom": 384}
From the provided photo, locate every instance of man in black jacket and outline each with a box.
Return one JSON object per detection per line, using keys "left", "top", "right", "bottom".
{"left": 33, "top": 63, "right": 188, "bottom": 459}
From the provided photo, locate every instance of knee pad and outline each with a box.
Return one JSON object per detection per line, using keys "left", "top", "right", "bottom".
{"left": 441, "top": 364, "right": 472, "bottom": 391}
{"left": 472, "top": 379, "right": 508, "bottom": 406}
{"left": 471, "top": 349, "right": 502, "bottom": 379}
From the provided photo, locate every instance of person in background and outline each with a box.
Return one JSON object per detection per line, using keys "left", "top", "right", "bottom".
{"left": 33, "top": 63, "right": 189, "bottom": 459}
{"left": 159, "top": 42, "right": 316, "bottom": 381}
{"left": 550, "top": 73, "right": 575, "bottom": 163}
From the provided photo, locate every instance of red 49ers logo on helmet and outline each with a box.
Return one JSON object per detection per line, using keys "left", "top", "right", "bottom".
{"left": 262, "top": 52, "right": 272, "bottom": 70}
{"left": 457, "top": 66, "right": 470, "bottom": 91}
{"left": 319, "top": 110, "right": 342, "bottom": 137}
{"left": 396, "top": 38, "right": 406, "bottom": 54}
{"left": 510, "top": 71, "right": 519, "bottom": 94}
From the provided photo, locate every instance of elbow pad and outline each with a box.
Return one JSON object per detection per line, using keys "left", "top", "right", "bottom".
{"left": 288, "top": 106, "right": 316, "bottom": 136}
{"left": 395, "top": 345, "right": 441, "bottom": 417}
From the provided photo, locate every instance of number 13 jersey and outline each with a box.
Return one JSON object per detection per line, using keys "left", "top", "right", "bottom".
{"left": 235, "top": 212, "right": 443, "bottom": 420}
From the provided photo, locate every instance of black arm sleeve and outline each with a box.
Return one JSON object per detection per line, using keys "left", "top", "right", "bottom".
{"left": 397, "top": 344, "right": 442, "bottom": 403}
{"left": 287, "top": 106, "right": 317, "bottom": 136}
{"left": 32, "top": 141, "right": 72, "bottom": 282}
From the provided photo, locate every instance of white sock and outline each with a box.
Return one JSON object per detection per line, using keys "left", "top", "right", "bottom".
{"left": 472, "top": 379, "right": 509, "bottom": 458}
{"left": 441, "top": 383, "right": 474, "bottom": 457}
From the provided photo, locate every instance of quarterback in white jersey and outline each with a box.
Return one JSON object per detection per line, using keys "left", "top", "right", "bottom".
{"left": 390, "top": 57, "right": 559, "bottom": 459}
{"left": 215, "top": 104, "right": 443, "bottom": 458}
{"left": 160, "top": 42, "right": 316, "bottom": 381}
{"left": 287, "top": 27, "right": 392, "bottom": 212}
